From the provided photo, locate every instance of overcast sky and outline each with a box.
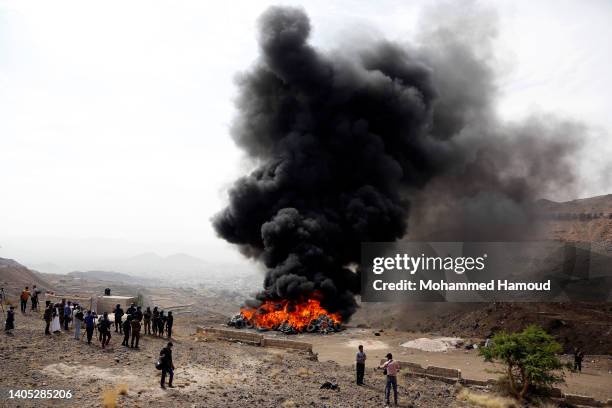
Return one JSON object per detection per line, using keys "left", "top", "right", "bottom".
{"left": 1, "top": 0, "right": 611, "bottom": 268}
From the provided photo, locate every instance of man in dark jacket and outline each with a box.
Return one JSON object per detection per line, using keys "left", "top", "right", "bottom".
{"left": 134, "top": 306, "right": 143, "bottom": 323}
{"left": 159, "top": 342, "right": 174, "bottom": 389}
{"left": 98, "top": 312, "right": 112, "bottom": 348}
{"left": 574, "top": 347, "right": 585, "bottom": 372}
{"left": 113, "top": 304, "right": 124, "bottom": 333}
{"left": 143, "top": 307, "right": 152, "bottom": 335}
{"left": 84, "top": 311, "right": 96, "bottom": 344}
{"left": 5, "top": 306, "right": 15, "bottom": 333}
{"left": 126, "top": 303, "right": 136, "bottom": 317}
{"left": 130, "top": 316, "right": 141, "bottom": 348}
{"left": 166, "top": 311, "right": 174, "bottom": 338}
{"left": 152, "top": 307, "right": 159, "bottom": 336}
{"left": 158, "top": 311, "right": 165, "bottom": 337}
{"left": 355, "top": 344, "right": 366, "bottom": 385}
{"left": 31, "top": 285, "right": 41, "bottom": 311}
{"left": 44, "top": 304, "right": 53, "bottom": 335}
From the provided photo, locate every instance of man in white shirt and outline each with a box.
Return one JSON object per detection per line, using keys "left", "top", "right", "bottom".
{"left": 379, "top": 353, "right": 400, "bottom": 406}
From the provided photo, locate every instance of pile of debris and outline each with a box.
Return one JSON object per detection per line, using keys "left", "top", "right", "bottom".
{"left": 305, "top": 315, "right": 340, "bottom": 334}
{"left": 227, "top": 312, "right": 341, "bottom": 335}
{"left": 227, "top": 313, "right": 253, "bottom": 329}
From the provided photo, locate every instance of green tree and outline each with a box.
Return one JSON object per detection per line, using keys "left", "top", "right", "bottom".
{"left": 136, "top": 292, "right": 144, "bottom": 307}
{"left": 480, "top": 325, "right": 564, "bottom": 400}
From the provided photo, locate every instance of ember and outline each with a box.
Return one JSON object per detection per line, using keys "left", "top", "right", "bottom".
{"left": 228, "top": 298, "right": 342, "bottom": 334}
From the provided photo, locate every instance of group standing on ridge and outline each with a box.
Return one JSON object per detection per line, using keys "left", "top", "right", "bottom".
{"left": 6, "top": 286, "right": 176, "bottom": 350}
{"left": 6, "top": 285, "right": 181, "bottom": 391}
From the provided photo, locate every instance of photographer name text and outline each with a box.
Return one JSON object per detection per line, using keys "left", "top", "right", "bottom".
{"left": 372, "top": 279, "right": 551, "bottom": 292}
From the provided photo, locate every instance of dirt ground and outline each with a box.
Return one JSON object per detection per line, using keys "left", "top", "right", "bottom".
{"left": 297, "top": 328, "right": 612, "bottom": 402}
{"left": 1, "top": 311, "right": 478, "bottom": 408}
{"left": 4, "top": 312, "right": 611, "bottom": 408}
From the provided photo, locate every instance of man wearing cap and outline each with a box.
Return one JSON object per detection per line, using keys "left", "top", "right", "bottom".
{"left": 379, "top": 353, "right": 401, "bottom": 406}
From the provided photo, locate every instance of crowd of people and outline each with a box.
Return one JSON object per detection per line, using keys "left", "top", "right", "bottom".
{"left": 7, "top": 286, "right": 175, "bottom": 352}
{"left": 5, "top": 286, "right": 178, "bottom": 389}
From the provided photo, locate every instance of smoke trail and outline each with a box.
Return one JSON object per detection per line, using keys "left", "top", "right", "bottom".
{"left": 213, "top": 5, "right": 581, "bottom": 319}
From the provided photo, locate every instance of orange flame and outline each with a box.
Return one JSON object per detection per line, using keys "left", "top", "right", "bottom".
{"left": 240, "top": 297, "right": 341, "bottom": 331}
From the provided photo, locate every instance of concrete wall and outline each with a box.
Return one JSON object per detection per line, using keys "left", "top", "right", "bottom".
{"left": 197, "top": 327, "right": 313, "bottom": 353}
{"left": 378, "top": 360, "right": 461, "bottom": 379}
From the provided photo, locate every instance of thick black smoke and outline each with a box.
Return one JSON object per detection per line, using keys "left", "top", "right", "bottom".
{"left": 213, "top": 6, "right": 581, "bottom": 320}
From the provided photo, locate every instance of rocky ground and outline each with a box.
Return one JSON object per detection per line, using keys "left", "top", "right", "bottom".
{"left": 1, "top": 311, "right": 476, "bottom": 408}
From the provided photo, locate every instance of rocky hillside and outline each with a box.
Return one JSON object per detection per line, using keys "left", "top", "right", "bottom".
{"left": 354, "top": 193, "right": 612, "bottom": 353}
{"left": 536, "top": 194, "right": 612, "bottom": 245}
{"left": 0, "top": 257, "right": 54, "bottom": 301}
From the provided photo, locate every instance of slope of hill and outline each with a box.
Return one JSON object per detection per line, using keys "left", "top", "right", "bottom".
{"left": 537, "top": 194, "right": 612, "bottom": 244}
{"left": 355, "top": 193, "right": 612, "bottom": 354}
{"left": 0, "top": 257, "right": 54, "bottom": 300}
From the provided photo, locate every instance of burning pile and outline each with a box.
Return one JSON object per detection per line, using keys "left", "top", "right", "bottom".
{"left": 228, "top": 297, "right": 341, "bottom": 334}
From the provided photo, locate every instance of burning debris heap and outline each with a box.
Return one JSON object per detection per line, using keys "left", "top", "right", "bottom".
{"left": 228, "top": 297, "right": 341, "bottom": 335}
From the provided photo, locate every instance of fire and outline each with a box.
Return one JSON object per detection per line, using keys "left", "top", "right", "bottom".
{"left": 239, "top": 297, "right": 342, "bottom": 332}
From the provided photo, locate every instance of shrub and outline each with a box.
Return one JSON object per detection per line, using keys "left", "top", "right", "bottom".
{"left": 480, "top": 325, "right": 564, "bottom": 400}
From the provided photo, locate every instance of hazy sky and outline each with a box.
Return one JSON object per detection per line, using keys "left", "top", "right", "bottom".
{"left": 1, "top": 0, "right": 611, "bottom": 267}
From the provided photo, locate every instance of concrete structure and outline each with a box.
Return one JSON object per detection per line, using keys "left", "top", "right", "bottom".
{"left": 96, "top": 295, "right": 137, "bottom": 314}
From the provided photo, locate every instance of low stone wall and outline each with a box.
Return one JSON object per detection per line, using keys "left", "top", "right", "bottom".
{"left": 196, "top": 327, "right": 313, "bottom": 353}
{"left": 425, "top": 365, "right": 461, "bottom": 379}
{"left": 378, "top": 359, "right": 461, "bottom": 379}
{"left": 201, "top": 327, "right": 263, "bottom": 345}
{"left": 261, "top": 338, "right": 312, "bottom": 352}
{"left": 563, "top": 394, "right": 600, "bottom": 407}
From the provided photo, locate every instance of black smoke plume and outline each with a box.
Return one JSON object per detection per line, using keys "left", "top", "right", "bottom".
{"left": 213, "top": 6, "right": 581, "bottom": 320}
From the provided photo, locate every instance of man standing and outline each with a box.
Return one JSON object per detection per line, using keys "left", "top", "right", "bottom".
{"left": 84, "top": 311, "right": 96, "bottom": 344}
{"left": 574, "top": 347, "right": 585, "bottom": 372}
{"left": 126, "top": 303, "right": 136, "bottom": 317}
{"left": 159, "top": 342, "right": 174, "bottom": 389}
{"left": 31, "top": 285, "right": 40, "bottom": 311}
{"left": 43, "top": 304, "right": 53, "bottom": 335}
{"left": 59, "top": 299, "right": 66, "bottom": 329}
{"left": 135, "top": 306, "right": 143, "bottom": 322}
{"left": 152, "top": 307, "right": 159, "bottom": 336}
{"left": 63, "top": 302, "right": 72, "bottom": 330}
{"left": 143, "top": 307, "right": 152, "bottom": 335}
{"left": 166, "top": 311, "right": 174, "bottom": 338}
{"left": 20, "top": 287, "right": 30, "bottom": 313}
{"left": 113, "top": 304, "right": 124, "bottom": 333}
{"left": 356, "top": 344, "right": 366, "bottom": 385}
{"left": 121, "top": 316, "right": 131, "bottom": 347}
{"left": 5, "top": 306, "right": 15, "bottom": 334}
{"left": 379, "top": 353, "right": 400, "bottom": 407}
{"left": 74, "top": 307, "right": 84, "bottom": 340}
{"left": 158, "top": 311, "right": 165, "bottom": 337}
{"left": 130, "top": 315, "right": 141, "bottom": 349}
{"left": 99, "top": 312, "right": 112, "bottom": 348}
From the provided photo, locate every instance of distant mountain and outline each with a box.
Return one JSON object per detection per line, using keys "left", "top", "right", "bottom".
{"left": 67, "top": 270, "right": 151, "bottom": 284}
{"left": 100, "top": 252, "right": 212, "bottom": 277}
